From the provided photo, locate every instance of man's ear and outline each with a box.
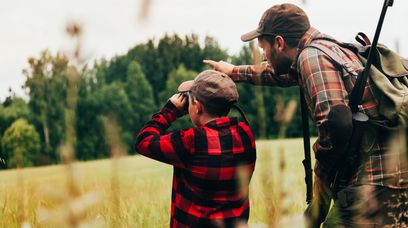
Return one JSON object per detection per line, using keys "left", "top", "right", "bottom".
{"left": 275, "top": 35, "right": 285, "bottom": 52}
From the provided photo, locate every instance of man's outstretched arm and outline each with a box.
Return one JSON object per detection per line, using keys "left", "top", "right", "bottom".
{"left": 203, "top": 59, "right": 297, "bottom": 87}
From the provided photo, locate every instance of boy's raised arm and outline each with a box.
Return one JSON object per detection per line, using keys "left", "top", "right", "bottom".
{"left": 135, "top": 94, "right": 193, "bottom": 169}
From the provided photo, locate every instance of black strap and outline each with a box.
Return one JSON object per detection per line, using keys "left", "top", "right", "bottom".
{"left": 300, "top": 87, "right": 313, "bottom": 205}
{"left": 231, "top": 104, "right": 250, "bottom": 126}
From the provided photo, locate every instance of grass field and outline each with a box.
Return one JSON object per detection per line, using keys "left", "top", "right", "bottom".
{"left": 0, "top": 138, "right": 315, "bottom": 227}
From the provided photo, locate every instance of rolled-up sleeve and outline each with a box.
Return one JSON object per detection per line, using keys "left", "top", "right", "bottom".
{"left": 230, "top": 64, "right": 298, "bottom": 87}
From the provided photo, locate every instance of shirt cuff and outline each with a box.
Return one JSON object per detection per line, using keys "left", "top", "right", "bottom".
{"left": 160, "top": 100, "right": 184, "bottom": 123}
{"left": 230, "top": 65, "right": 251, "bottom": 82}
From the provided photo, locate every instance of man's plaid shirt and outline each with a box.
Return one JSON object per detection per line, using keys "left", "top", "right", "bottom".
{"left": 135, "top": 101, "right": 256, "bottom": 227}
{"left": 231, "top": 27, "right": 407, "bottom": 189}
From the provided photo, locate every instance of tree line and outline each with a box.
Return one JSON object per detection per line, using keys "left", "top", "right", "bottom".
{"left": 0, "top": 34, "right": 316, "bottom": 169}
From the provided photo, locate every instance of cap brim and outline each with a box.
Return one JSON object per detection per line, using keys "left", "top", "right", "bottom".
{"left": 178, "top": 80, "right": 194, "bottom": 92}
{"left": 241, "top": 30, "right": 262, "bottom": 42}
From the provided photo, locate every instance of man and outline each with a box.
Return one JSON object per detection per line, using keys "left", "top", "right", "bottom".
{"left": 204, "top": 3, "right": 408, "bottom": 227}
{"left": 135, "top": 70, "right": 256, "bottom": 227}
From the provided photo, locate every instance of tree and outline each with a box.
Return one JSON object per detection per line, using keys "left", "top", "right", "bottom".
{"left": 125, "top": 61, "right": 156, "bottom": 137}
{"left": 127, "top": 39, "right": 162, "bottom": 103}
{"left": 202, "top": 36, "right": 229, "bottom": 65}
{"left": 180, "top": 34, "right": 202, "bottom": 71}
{"left": 75, "top": 62, "right": 109, "bottom": 160}
{"left": 160, "top": 64, "right": 197, "bottom": 130}
{"left": 1, "top": 119, "right": 41, "bottom": 168}
{"left": 159, "top": 64, "right": 196, "bottom": 102}
{"left": 98, "top": 82, "right": 133, "bottom": 151}
{"left": 0, "top": 95, "right": 32, "bottom": 169}
{"left": 0, "top": 97, "right": 31, "bottom": 136}
{"left": 23, "top": 50, "right": 69, "bottom": 164}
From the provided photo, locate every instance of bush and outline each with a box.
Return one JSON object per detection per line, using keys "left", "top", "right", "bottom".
{"left": 1, "top": 119, "right": 41, "bottom": 168}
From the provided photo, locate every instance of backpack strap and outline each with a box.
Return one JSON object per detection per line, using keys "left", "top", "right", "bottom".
{"left": 231, "top": 104, "right": 250, "bottom": 125}
{"left": 306, "top": 42, "right": 360, "bottom": 77}
{"left": 355, "top": 32, "right": 372, "bottom": 46}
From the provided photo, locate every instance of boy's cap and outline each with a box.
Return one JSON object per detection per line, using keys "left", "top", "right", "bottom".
{"left": 178, "top": 70, "right": 238, "bottom": 105}
{"left": 241, "top": 3, "right": 310, "bottom": 42}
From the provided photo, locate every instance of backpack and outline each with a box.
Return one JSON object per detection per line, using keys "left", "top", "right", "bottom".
{"left": 307, "top": 33, "right": 408, "bottom": 127}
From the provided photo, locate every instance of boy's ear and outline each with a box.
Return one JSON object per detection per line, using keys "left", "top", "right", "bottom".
{"left": 195, "top": 100, "right": 204, "bottom": 115}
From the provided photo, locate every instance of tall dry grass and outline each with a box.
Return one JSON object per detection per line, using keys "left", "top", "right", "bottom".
{"left": 0, "top": 138, "right": 315, "bottom": 227}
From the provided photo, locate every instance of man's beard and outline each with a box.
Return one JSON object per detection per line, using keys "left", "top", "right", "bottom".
{"left": 268, "top": 52, "right": 293, "bottom": 75}
{"left": 270, "top": 56, "right": 293, "bottom": 75}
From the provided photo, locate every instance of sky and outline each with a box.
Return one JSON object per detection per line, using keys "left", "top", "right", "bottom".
{"left": 1, "top": 0, "right": 407, "bottom": 101}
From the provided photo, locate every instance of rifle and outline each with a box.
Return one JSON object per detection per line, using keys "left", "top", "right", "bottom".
{"left": 300, "top": 87, "right": 313, "bottom": 205}
{"left": 330, "top": 0, "right": 394, "bottom": 196}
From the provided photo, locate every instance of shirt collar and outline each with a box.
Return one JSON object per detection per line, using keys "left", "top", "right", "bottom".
{"left": 289, "top": 27, "right": 323, "bottom": 73}
{"left": 204, "top": 117, "right": 239, "bottom": 129}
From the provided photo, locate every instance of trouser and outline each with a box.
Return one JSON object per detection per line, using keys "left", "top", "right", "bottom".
{"left": 323, "top": 185, "right": 408, "bottom": 228}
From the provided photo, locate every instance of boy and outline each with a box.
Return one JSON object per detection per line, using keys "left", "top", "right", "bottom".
{"left": 135, "top": 70, "right": 256, "bottom": 227}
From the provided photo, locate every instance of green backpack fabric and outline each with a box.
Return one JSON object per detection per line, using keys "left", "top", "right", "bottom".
{"left": 308, "top": 37, "right": 408, "bottom": 127}
{"left": 361, "top": 44, "right": 408, "bottom": 127}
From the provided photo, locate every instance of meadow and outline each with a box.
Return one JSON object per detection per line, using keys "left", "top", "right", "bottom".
{"left": 0, "top": 138, "right": 315, "bottom": 227}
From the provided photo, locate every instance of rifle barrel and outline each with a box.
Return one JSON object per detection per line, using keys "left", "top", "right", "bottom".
{"left": 349, "top": 0, "right": 393, "bottom": 112}
{"left": 300, "top": 88, "right": 313, "bottom": 204}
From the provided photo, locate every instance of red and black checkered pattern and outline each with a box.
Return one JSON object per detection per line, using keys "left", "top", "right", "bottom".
{"left": 135, "top": 101, "right": 256, "bottom": 227}
{"left": 231, "top": 27, "right": 407, "bottom": 189}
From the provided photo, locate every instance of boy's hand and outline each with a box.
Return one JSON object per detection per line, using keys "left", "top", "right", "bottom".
{"left": 203, "top": 59, "right": 235, "bottom": 76}
{"left": 169, "top": 93, "right": 188, "bottom": 113}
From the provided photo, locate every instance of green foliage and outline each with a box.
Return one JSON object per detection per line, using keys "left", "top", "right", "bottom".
{"left": 0, "top": 96, "right": 32, "bottom": 168}
{"left": 0, "top": 33, "right": 316, "bottom": 169}
{"left": 126, "top": 40, "right": 161, "bottom": 102}
{"left": 98, "top": 82, "right": 133, "bottom": 149}
{"left": 0, "top": 97, "right": 31, "bottom": 136}
{"left": 160, "top": 64, "right": 196, "bottom": 130}
{"left": 1, "top": 119, "right": 41, "bottom": 168}
{"left": 123, "top": 34, "right": 229, "bottom": 103}
{"left": 75, "top": 60, "right": 156, "bottom": 159}
{"left": 75, "top": 64, "right": 109, "bottom": 160}
{"left": 159, "top": 64, "right": 196, "bottom": 103}
{"left": 23, "top": 50, "right": 69, "bottom": 164}
{"left": 202, "top": 36, "right": 229, "bottom": 62}
{"left": 126, "top": 61, "right": 156, "bottom": 135}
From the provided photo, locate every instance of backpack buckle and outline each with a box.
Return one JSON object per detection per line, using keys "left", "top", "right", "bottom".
{"left": 343, "top": 62, "right": 358, "bottom": 77}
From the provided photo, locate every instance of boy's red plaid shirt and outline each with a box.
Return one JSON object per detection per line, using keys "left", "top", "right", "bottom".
{"left": 136, "top": 101, "right": 256, "bottom": 227}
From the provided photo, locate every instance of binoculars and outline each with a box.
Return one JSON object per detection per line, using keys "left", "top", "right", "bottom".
{"left": 180, "top": 91, "right": 190, "bottom": 113}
